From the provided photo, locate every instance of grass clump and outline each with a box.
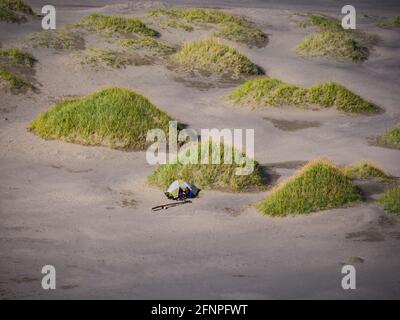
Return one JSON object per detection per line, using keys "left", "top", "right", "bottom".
{"left": 29, "top": 87, "right": 172, "bottom": 150}
{"left": 0, "top": 68, "right": 31, "bottom": 90}
{"left": 376, "top": 186, "right": 400, "bottom": 216}
{"left": 27, "top": 28, "right": 85, "bottom": 50}
{"left": 343, "top": 161, "right": 392, "bottom": 182}
{"left": 229, "top": 76, "right": 379, "bottom": 113}
{"left": 0, "top": 0, "right": 33, "bottom": 23}
{"left": 148, "top": 141, "right": 266, "bottom": 192}
{"left": 256, "top": 159, "right": 362, "bottom": 216}
{"left": 0, "top": 47, "right": 36, "bottom": 92}
{"left": 79, "top": 14, "right": 158, "bottom": 37}
{"left": 171, "top": 38, "right": 259, "bottom": 78}
{"left": 377, "top": 126, "right": 400, "bottom": 149}
{"left": 119, "top": 37, "right": 176, "bottom": 55}
{"left": 296, "top": 15, "right": 369, "bottom": 61}
{"left": 148, "top": 8, "right": 266, "bottom": 47}
{"left": 0, "top": 48, "right": 36, "bottom": 67}
{"left": 379, "top": 16, "right": 400, "bottom": 29}
{"left": 77, "top": 48, "right": 150, "bottom": 70}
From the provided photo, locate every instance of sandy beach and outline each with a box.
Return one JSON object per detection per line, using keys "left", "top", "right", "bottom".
{"left": 1, "top": 0, "right": 400, "bottom": 299}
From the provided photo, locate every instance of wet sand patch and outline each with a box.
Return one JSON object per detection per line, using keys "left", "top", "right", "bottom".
{"left": 263, "top": 117, "right": 320, "bottom": 131}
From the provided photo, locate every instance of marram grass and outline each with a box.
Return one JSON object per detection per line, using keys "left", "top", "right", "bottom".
{"left": 0, "top": 48, "right": 36, "bottom": 67}
{"left": 296, "top": 15, "right": 369, "bottom": 61}
{"left": 0, "top": 0, "right": 33, "bottom": 23}
{"left": 0, "top": 68, "right": 31, "bottom": 90}
{"left": 342, "top": 161, "right": 392, "bottom": 182}
{"left": 229, "top": 76, "right": 379, "bottom": 113}
{"left": 119, "top": 37, "right": 176, "bottom": 55}
{"left": 27, "top": 28, "right": 85, "bottom": 50}
{"left": 256, "top": 159, "right": 362, "bottom": 216}
{"left": 148, "top": 142, "right": 266, "bottom": 192}
{"left": 79, "top": 14, "right": 158, "bottom": 37}
{"left": 377, "top": 126, "right": 400, "bottom": 149}
{"left": 148, "top": 8, "right": 266, "bottom": 47}
{"left": 171, "top": 38, "right": 259, "bottom": 78}
{"left": 29, "top": 88, "right": 172, "bottom": 150}
{"left": 376, "top": 186, "right": 400, "bottom": 216}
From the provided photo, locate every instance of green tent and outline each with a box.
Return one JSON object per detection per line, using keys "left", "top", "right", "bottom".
{"left": 165, "top": 180, "right": 199, "bottom": 199}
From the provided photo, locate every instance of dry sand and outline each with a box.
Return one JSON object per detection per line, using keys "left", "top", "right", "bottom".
{"left": 1, "top": 1, "right": 400, "bottom": 299}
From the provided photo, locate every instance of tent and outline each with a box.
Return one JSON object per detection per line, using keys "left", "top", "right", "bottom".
{"left": 165, "top": 180, "right": 199, "bottom": 200}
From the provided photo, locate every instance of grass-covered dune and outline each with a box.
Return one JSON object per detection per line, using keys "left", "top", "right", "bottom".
{"left": 342, "top": 161, "right": 392, "bottom": 182}
{"left": 119, "top": 37, "right": 176, "bottom": 56}
{"left": 148, "top": 142, "right": 266, "bottom": 192}
{"left": 0, "top": 47, "right": 35, "bottom": 91}
{"left": 29, "top": 88, "right": 172, "bottom": 150}
{"left": 0, "top": 47, "right": 36, "bottom": 67}
{"left": 171, "top": 38, "right": 259, "bottom": 79}
{"left": 229, "top": 76, "right": 379, "bottom": 113}
{"left": 77, "top": 48, "right": 151, "bottom": 70}
{"left": 0, "top": 0, "right": 33, "bottom": 23}
{"left": 148, "top": 8, "right": 267, "bottom": 47}
{"left": 296, "top": 15, "right": 370, "bottom": 61}
{"left": 27, "top": 28, "right": 85, "bottom": 50}
{"left": 377, "top": 126, "right": 400, "bottom": 149}
{"left": 79, "top": 14, "right": 158, "bottom": 37}
{"left": 377, "top": 186, "right": 400, "bottom": 216}
{"left": 0, "top": 68, "right": 31, "bottom": 90}
{"left": 256, "top": 159, "right": 362, "bottom": 216}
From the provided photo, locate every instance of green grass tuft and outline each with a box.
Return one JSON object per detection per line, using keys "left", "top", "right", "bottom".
{"left": 171, "top": 38, "right": 259, "bottom": 78}
{"left": 0, "top": 68, "right": 31, "bottom": 90}
{"left": 296, "top": 15, "right": 369, "bottom": 61}
{"left": 28, "top": 87, "right": 172, "bottom": 150}
{"left": 77, "top": 48, "right": 151, "bottom": 70}
{"left": 27, "top": 28, "right": 85, "bottom": 50}
{"left": 148, "top": 141, "right": 266, "bottom": 192}
{"left": 376, "top": 186, "right": 400, "bottom": 216}
{"left": 79, "top": 14, "right": 158, "bottom": 37}
{"left": 148, "top": 8, "right": 266, "bottom": 47}
{"left": 377, "top": 126, "right": 400, "bottom": 149}
{"left": 119, "top": 36, "right": 176, "bottom": 55}
{"left": 256, "top": 159, "right": 362, "bottom": 216}
{"left": 0, "top": 48, "right": 36, "bottom": 67}
{"left": 342, "top": 161, "right": 392, "bottom": 182}
{"left": 0, "top": 0, "right": 33, "bottom": 23}
{"left": 229, "top": 76, "right": 379, "bottom": 113}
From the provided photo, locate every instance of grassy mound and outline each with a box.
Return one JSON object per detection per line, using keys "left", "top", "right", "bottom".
{"left": 148, "top": 142, "right": 266, "bottom": 192}
{"left": 0, "top": 68, "right": 31, "bottom": 90}
{"left": 27, "top": 28, "right": 85, "bottom": 50}
{"left": 0, "top": 48, "right": 35, "bottom": 67}
{"left": 0, "top": 0, "right": 33, "bottom": 23}
{"left": 119, "top": 37, "right": 176, "bottom": 56}
{"left": 343, "top": 161, "right": 392, "bottom": 182}
{"left": 296, "top": 15, "right": 369, "bottom": 61}
{"left": 376, "top": 186, "right": 400, "bottom": 216}
{"left": 171, "top": 38, "right": 259, "bottom": 78}
{"left": 79, "top": 14, "right": 158, "bottom": 37}
{"left": 377, "top": 126, "right": 400, "bottom": 149}
{"left": 229, "top": 77, "right": 379, "bottom": 113}
{"left": 77, "top": 48, "right": 151, "bottom": 70}
{"left": 0, "top": 47, "right": 35, "bottom": 92}
{"left": 256, "top": 159, "right": 362, "bottom": 216}
{"left": 148, "top": 8, "right": 266, "bottom": 47}
{"left": 379, "top": 16, "right": 400, "bottom": 28}
{"left": 29, "top": 88, "right": 172, "bottom": 150}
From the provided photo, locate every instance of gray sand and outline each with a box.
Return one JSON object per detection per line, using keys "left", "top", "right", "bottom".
{"left": 1, "top": 1, "right": 400, "bottom": 299}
